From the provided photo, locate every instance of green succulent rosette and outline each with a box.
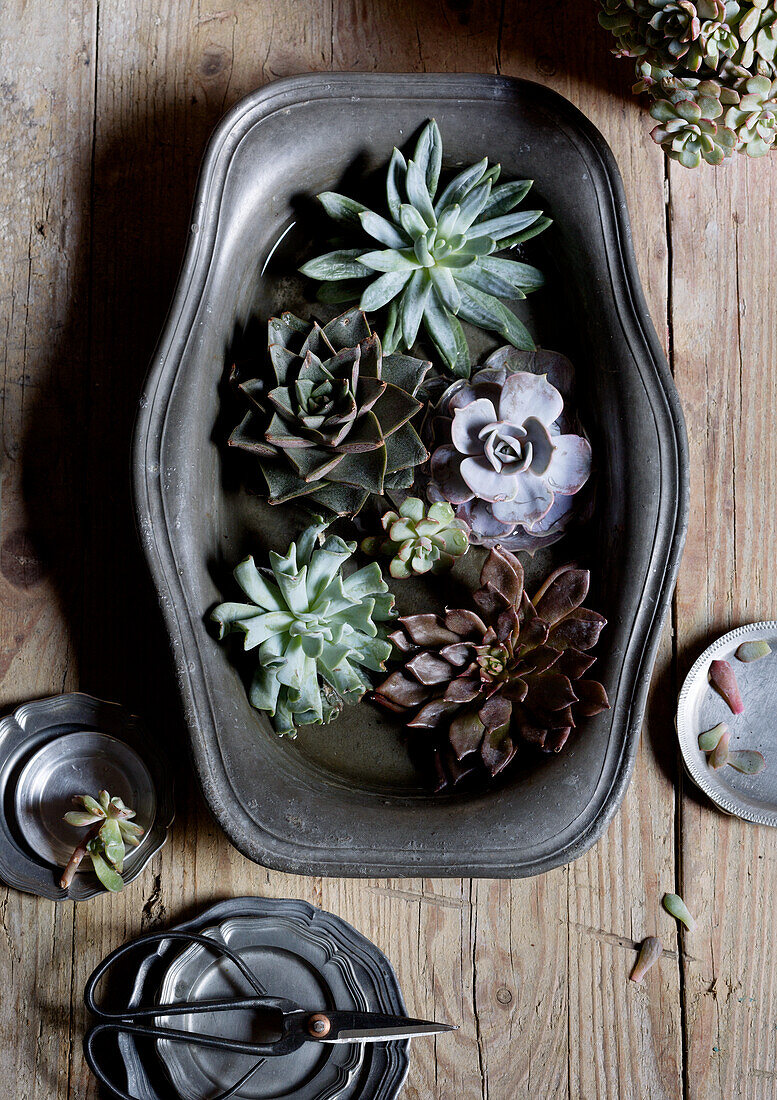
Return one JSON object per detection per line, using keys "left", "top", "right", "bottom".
{"left": 361, "top": 497, "right": 470, "bottom": 578}
{"left": 212, "top": 519, "right": 396, "bottom": 737}
{"left": 229, "top": 308, "right": 430, "bottom": 518}
{"left": 299, "top": 119, "right": 549, "bottom": 378}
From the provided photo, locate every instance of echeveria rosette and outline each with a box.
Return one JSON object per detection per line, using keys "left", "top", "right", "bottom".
{"left": 373, "top": 549, "right": 610, "bottom": 791}
{"left": 299, "top": 119, "right": 550, "bottom": 378}
{"left": 228, "top": 308, "right": 430, "bottom": 517}
{"left": 361, "top": 497, "right": 470, "bottom": 578}
{"left": 724, "top": 74, "right": 777, "bottom": 154}
{"left": 426, "top": 347, "right": 592, "bottom": 553}
{"left": 212, "top": 519, "right": 395, "bottom": 738}
{"left": 649, "top": 84, "right": 737, "bottom": 164}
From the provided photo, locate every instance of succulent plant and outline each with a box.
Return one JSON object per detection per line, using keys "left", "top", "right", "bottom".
{"left": 649, "top": 84, "right": 737, "bottom": 164}
{"left": 361, "top": 497, "right": 470, "bottom": 578}
{"left": 228, "top": 308, "right": 430, "bottom": 518}
{"left": 299, "top": 119, "right": 550, "bottom": 378}
{"left": 709, "top": 658, "right": 744, "bottom": 712}
{"left": 60, "top": 790, "right": 144, "bottom": 892}
{"left": 373, "top": 547, "right": 609, "bottom": 790}
{"left": 598, "top": 0, "right": 777, "bottom": 162}
{"left": 426, "top": 346, "right": 591, "bottom": 552}
{"left": 212, "top": 518, "right": 395, "bottom": 737}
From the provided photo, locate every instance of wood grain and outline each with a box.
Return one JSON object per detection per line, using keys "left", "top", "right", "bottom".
{"left": 0, "top": 0, "right": 773, "bottom": 1097}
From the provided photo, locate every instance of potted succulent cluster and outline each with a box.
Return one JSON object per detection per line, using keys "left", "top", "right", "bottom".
{"left": 598, "top": 0, "right": 777, "bottom": 165}
{"left": 212, "top": 120, "right": 610, "bottom": 791}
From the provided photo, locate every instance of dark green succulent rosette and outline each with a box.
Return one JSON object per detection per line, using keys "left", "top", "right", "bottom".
{"left": 229, "top": 307, "right": 431, "bottom": 517}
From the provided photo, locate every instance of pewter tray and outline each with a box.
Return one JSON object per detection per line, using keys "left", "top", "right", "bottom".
{"left": 132, "top": 73, "right": 688, "bottom": 877}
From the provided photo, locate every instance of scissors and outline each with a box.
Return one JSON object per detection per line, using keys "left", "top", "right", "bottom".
{"left": 84, "top": 929, "right": 457, "bottom": 1100}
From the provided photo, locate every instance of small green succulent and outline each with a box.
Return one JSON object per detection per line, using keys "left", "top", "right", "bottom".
{"left": 649, "top": 83, "right": 737, "bottom": 164}
{"left": 299, "top": 119, "right": 549, "bottom": 379}
{"left": 361, "top": 498, "right": 470, "bottom": 578}
{"left": 60, "top": 791, "right": 144, "bottom": 892}
{"left": 212, "top": 519, "right": 395, "bottom": 737}
{"left": 724, "top": 73, "right": 777, "bottom": 154}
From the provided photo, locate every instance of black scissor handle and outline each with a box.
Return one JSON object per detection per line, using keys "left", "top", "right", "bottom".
{"left": 84, "top": 929, "right": 269, "bottom": 1016}
{"left": 84, "top": 1022, "right": 267, "bottom": 1100}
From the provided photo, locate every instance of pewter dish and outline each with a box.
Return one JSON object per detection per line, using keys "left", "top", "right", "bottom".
{"left": 132, "top": 72, "right": 689, "bottom": 877}
{"left": 156, "top": 918, "right": 365, "bottom": 1100}
{"left": 90, "top": 897, "right": 409, "bottom": 1100}
{"left": 14, "top": 731, "right": 155, "bottom": 871}
{"left": 677, "top": 622, "right": 777, "bottom": 825}
{"left": 0, "top": 693, "right": 174, "bottom": 899}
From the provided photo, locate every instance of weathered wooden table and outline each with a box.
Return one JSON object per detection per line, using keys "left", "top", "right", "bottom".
{"left": 1, "top": 1, "right": 775, "bottom": 1097}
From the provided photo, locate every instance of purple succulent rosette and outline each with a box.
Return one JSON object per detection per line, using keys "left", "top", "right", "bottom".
{"left": 426, "top": 347, "right": 592, "bottom": 551}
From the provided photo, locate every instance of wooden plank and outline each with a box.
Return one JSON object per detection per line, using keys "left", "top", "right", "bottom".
{"left": 670, "top": 152, "right": 777, "bottom": 1100}
{"left": 0, "top": 2, "right": 98, "bottom": 1099}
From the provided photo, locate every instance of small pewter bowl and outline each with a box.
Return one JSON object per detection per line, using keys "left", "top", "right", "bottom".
{"left": 0, "top": 693, "right": 174, "bottom": 900}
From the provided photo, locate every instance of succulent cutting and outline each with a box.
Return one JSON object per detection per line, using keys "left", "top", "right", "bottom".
{"left": 60, "top": 790, "right": 144, "bottom": 893}
{"left": 229, "top": 308, "right": 430, "bottom": 517}
{"left": 299, "top": 119, "right": 549, "bottom": 377}
{"left": 598, "top": 0, "right": 777, "bottom": 164}
{"left": 373, "top": 547, "right": 609, "bottom": 790}
{"left": 426, "top": 347, "right": 592, "bottom": 551}
{"left": 361, "top": 497, "right": 470, "bottom": 577}
{"left": 212, "top": 518, "right": 395, "bottom": 737}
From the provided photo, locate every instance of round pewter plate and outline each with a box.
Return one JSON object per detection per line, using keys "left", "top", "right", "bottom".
{"left": 677, "top": 621, "right": 777, "bottom": 825}
{"left": 156, "top": 917, "right": 365, "bottom": 1100}
{"left": 14, "top": 732, "right": 155, "bottom": 871}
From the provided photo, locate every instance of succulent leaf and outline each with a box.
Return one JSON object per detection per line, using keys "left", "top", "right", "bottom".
{"left": 728, "top": 748, "right": 767, "bottom": 773}
{"left": 662, "top": 891, "right": 696, "bottom": 930}
{"left": 630, "top": 936, "right": 663, "bottom": 983}
{"left": 735, "top": 639, "right": 771, "bottom": 662}
{"left": 373, "top": 550, "right": 608, "bottom": 791}
{"left": 698, "top": 721, "right": 727, "bottom": 751}
{"left": 300, "top": 120, "right": 549, "bottom": 375}
{"left": 709, "top": 658, "right": 744, "bottom": 713}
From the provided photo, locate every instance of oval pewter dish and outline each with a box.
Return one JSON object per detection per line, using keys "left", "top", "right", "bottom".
{"left": 132, "top": 73, "right": 688, "bottom": 878}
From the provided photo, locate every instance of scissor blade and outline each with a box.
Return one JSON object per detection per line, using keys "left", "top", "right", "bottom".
{"left": 317, "top": 1011, "right": 458, "bottom": 1044}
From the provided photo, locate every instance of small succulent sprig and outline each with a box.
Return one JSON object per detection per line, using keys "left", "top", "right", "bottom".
{"left": 300, "top": 119, "right": 549, "bottom": 377}
{"left": 60, "top": 791, "right": 144, "bottom": 892}
{"left": 361, "top": 498, "right": 470, "bottom": 578}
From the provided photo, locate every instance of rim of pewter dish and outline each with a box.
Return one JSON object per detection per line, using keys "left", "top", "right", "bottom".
{"left": 132, "top": 73, "right": 689, "bottom": 877}
{"left": 677, "top": 622, "right": 777, "bottom": 826}
{"left": 91, "top": 897, "right": 409, "bottom": 1100}
{"left": 0, "top": 693, "right": 174, "bottom": 900}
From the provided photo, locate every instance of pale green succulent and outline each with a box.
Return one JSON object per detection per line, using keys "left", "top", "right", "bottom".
{"left": 299, "top": 119, "right": 549, "bottom": 379}
{"left": 649, "top": 83, "right": 737, "bottom": 163}
{"left": 361, "top": 497, "right": 470, "bottom": 578}
{"left": 212, "top": 519, "right": 395, "bottom": 737}
{"left": 724, "top": 73, "right": 777, "bottom": 153}
{"left": 60, "top": 790, "right": 144, "bottom": 893}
